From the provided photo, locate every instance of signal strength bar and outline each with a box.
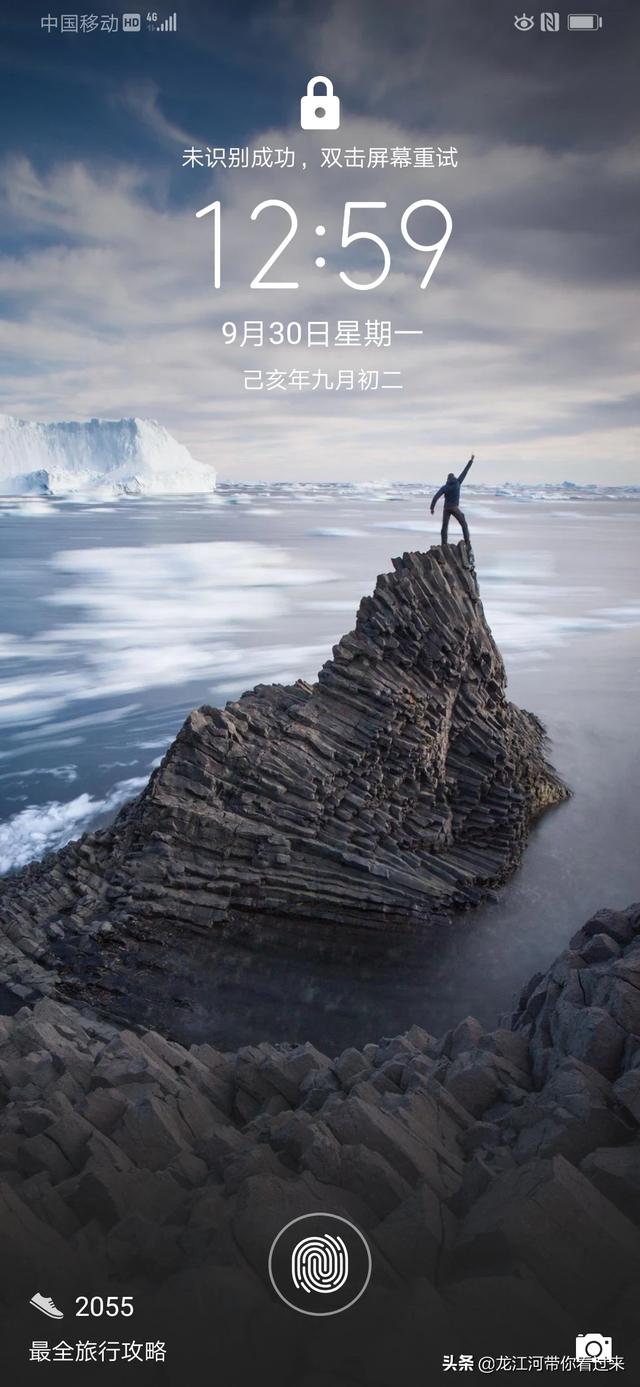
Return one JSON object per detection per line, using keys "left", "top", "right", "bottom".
{"left": 157, "top": 12, "right": 177, "bottom": 30}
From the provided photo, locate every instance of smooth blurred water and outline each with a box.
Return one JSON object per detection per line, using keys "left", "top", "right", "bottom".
{"left": 1, "top": 485, "right": 639, "bottom": 1046}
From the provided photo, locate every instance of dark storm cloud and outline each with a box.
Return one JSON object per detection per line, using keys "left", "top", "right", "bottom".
{"left": 268, "top": 0, "right": 639, "bottom": 147}
{"left": 0, "top": 0, "right": 638, "bottom": 481}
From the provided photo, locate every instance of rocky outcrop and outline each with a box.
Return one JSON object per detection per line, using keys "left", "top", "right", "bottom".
{"left": 0, "top": 544, "right": 567, "bottom": 1022}
{"left": 2, "top": 904, "right": 640, "bottom": 1384}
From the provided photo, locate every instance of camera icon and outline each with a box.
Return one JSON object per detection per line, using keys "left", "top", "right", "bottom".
{"left": 575, "top": 1334, "right": 613, "bottom": 1362}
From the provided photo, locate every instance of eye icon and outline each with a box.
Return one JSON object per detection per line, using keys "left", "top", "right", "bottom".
{"left": 514, "top": 13, "right": 535, "bottom": 28}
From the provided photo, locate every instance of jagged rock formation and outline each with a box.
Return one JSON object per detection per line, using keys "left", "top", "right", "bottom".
{"left": 2, "top": 903, "right": 640, "bottom": 1385}
{"left": 0, "top": 544, "right": 567, "bottom": 1019}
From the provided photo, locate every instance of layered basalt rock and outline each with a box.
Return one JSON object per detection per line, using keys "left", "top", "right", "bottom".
{"left": 2, "top": 903, "right": 640, "bottom": 1384}
{"left": 0, "top": 544, "right": 567, "bottom": 993}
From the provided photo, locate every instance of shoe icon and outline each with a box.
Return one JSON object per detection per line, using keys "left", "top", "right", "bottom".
{"left": 30, "top": 1292, "right": 64, "bottom": 1319}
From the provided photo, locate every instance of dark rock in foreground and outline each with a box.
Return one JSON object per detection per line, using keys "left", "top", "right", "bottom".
{"left": 0, "top": 545, "right": 567, "bottom": 1011}
{"left": 2, "top": 903, "right": 640, "bottom": 1384}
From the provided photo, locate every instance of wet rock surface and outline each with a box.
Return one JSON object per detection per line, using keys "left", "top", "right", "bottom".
{"left": 1, "top": 904, "right": 640, "bottom": 1383}
{"left": 0, "top": 544, "right": 567, "bottom": 1034}
{"left": 2, "top": 542, "right": 629, "bottom": 1384}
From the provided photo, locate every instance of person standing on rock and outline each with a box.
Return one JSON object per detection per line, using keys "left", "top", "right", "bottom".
{"left": 430, "top": 454, "right": 474, "bottom": 546}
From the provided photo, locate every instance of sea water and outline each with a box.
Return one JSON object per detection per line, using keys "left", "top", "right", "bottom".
{"left": 1, "top": 484, "right": 639, "bottom": 1048}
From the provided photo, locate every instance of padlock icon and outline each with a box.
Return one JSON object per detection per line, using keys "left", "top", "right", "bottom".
{"left": 300, "top": 75, "right": 341, "bottom": 130}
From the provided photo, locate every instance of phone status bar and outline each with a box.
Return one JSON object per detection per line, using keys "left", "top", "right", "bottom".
{"left": 39, "top": 12, "right": 178, "bottom": 34}
{"left": 514, "top": 12, "right": 603, "bottom": 31}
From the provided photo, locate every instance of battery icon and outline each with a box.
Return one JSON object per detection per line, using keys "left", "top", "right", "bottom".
{"left": 568, "top": 14, "right": 603, "bottom": 28}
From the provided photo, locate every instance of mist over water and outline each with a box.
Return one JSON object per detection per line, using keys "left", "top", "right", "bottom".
{"left": 1, "top": 485, "right": 639, "bottom": 1048}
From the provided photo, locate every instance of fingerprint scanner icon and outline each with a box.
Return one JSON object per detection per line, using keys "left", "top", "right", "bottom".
{"left": 291, "top": 1233, "right": 349, "bottom": 1293}
{"left": 269, "top": 1213, "right": 372, "bottom": 1316}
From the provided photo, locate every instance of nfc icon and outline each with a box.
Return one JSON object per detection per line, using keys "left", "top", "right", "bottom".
{"left": 540, "top": 11, "right": 560, "bottom": 29}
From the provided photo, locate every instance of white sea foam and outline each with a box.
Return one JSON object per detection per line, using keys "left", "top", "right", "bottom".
{"left": 597, "top": 605, "right": 640, "bottom": 623}
{"left": 371, "top": 520, "right": 433, "bottom": 532}
{"left": 484, "top": 595, "right": 640, "bottom": 660}
{"left": 99, "top": 760, "right": 140, "bottom": 769}
{"left": 372, "top": 520, "right": 498, "bottom": 536}
{"left": 210, "top": 642, "right": 327, "bottom": 696}
{"left": 0, "top": 499, "right": 58, "bottom": 517}
{"left": 0, "top": 737, "right": 85, "bottom": 765}
{"left": 0, "top": 764, "right": 78, "bottom": 785}
{"left": 10, "top": 703, "right": 141, "bottom": 741}
{"left": 482, "top": 552, "right": 554, "bottom": 582}
{"left": 301, "top": 600, "right": 360, "bottom": 612}
{"left": 0, "top": 774, "right": 147, "bottom": 874}
{"left": 307, "top": 527, "right": 367, "bottom": 538}
{"left": 0, "top": 543, "right": 338, "bottom": 729}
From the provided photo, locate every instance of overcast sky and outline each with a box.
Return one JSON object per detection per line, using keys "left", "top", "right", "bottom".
{"left": 0, "top": 0, "right": 638, "bottom": 483}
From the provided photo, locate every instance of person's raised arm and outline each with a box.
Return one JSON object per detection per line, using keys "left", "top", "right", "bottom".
{"left": 430, "top": 485, "right": 445, "bottom": 515}
{"left": 457, "top": 453, "right": 475, "bottom": 484}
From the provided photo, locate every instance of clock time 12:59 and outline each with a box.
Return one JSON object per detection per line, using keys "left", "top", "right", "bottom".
{"left": 196, "top": 199, "right": 453, "bottom": 291}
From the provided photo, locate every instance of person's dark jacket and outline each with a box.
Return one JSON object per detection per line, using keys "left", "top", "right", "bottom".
{"left": 431, "top": 457, "right": 474, "bottom": 511}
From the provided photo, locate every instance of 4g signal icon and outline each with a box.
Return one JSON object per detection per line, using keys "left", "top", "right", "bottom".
{"left": 146, "top": 10, "right": 178, "bottom": 30}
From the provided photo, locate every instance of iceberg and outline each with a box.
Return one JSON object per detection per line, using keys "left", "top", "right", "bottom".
{"left": 0, "top": 415, "right": 216, "bottom": 497}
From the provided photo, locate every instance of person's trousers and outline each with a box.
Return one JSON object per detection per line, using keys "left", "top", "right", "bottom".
{"left": 441, "top": 505, "right": 470, "bottom": 544}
